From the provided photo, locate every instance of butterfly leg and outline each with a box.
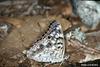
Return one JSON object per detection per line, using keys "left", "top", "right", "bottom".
{"left": 59, "top": 54, "right": 70, "bottom": 67}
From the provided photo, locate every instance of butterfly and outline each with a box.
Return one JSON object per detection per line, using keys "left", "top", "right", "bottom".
{"left": 26, "top": 20, "right": 68, "bottom": 63}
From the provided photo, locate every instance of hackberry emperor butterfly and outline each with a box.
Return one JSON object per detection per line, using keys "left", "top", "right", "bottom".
{"left": 26, "top": 20, "right": 68, "bottom": 63}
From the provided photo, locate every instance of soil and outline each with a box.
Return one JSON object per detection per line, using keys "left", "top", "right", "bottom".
{"left": 0, "top": 16, "right": 99, "bottom": 67}
{"left": 0, "top": 16, "right": 71, "bottom": 67}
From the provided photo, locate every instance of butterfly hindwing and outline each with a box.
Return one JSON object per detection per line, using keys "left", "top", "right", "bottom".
{"left": 26, "top": 20, "right": 65, "bottom": 63}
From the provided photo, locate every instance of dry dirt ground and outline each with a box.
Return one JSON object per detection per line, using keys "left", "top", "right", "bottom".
{"left": 0, "top": 16, "right": 71, "bottom": 67}
{"left": 0, "top": 16, "right": 99, "bottom": 67}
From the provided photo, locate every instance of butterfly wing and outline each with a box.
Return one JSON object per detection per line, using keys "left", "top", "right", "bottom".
{"left": 26, "top": 21, "right": 65, "bottom": 63}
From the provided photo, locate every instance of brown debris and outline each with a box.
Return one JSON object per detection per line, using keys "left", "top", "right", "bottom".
{"left": 0, "top": 17, "right": 25, "bottom": 28}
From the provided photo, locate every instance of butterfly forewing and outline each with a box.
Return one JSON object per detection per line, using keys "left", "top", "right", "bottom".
{"left": 26, "top": 21, "right": 65, "bottom": 63}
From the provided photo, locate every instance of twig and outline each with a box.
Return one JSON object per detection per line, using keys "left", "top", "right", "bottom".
{"left": 86, "top": 30, "right": 100, "bottom": 36}
{"left": 68, "top": 39, "right": 100, "bottom": 54}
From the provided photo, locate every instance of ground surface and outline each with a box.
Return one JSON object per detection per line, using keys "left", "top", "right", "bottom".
{"left": 0, "top": 16, "right": 71, "bottom": 67}
{"left": 0, "top": 0, "right": 100, "bottom": 67}
{"left": 0, "top": 16, "right": 100, "bottom": 67}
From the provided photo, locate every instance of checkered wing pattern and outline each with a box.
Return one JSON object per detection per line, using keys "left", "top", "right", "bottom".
{"left": 26, "top": 20, "right": 65, "bottom": 63}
